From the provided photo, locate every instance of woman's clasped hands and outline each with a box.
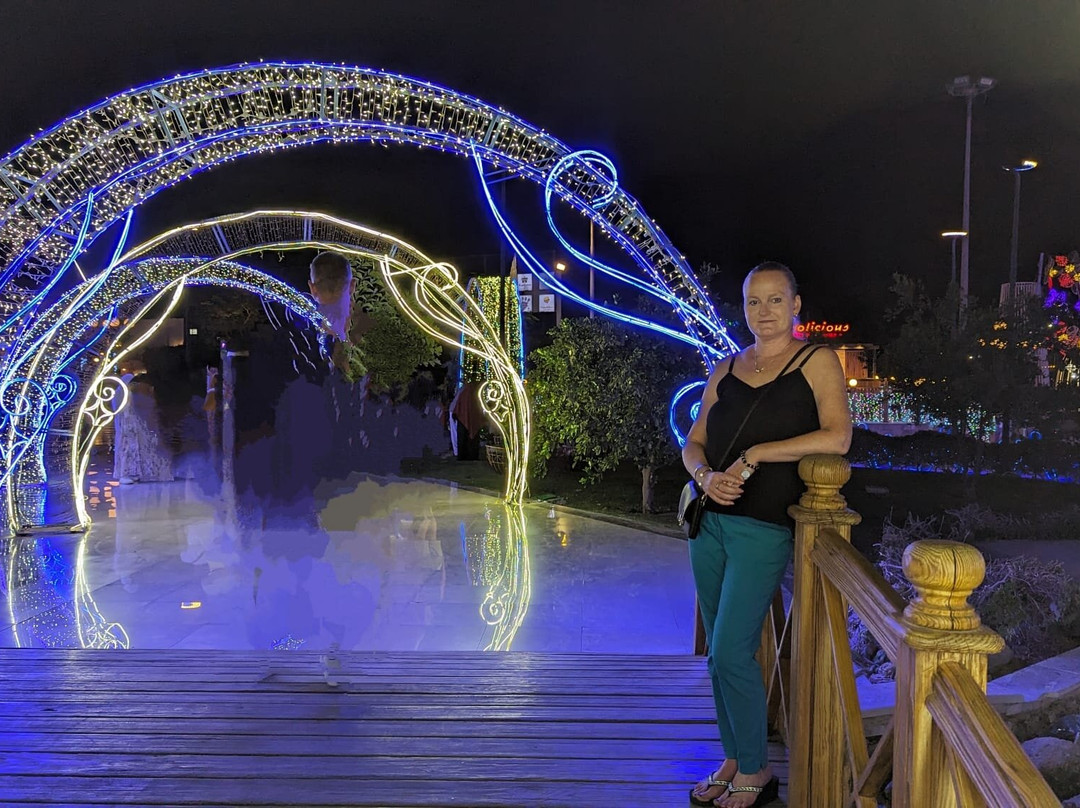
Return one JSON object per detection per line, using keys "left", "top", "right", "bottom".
{"left": 702, "top": 470, "right": 745, "bottom": 506}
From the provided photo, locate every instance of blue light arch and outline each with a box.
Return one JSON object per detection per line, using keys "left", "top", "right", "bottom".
{"left": 0, "top": 62, "right": 735, "bottom": 359}
{"left": 0, "top": 63, "right": 741, "bottom": 517}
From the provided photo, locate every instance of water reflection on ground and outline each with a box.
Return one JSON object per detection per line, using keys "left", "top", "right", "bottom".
{"left": 1, "top": 473, "right": 695, "bottom": 653}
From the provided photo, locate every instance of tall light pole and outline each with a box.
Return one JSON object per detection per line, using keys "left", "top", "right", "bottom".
{"left": 1003, "top": 159, "right": 1038, "bottom": 318}
{"left": 554, "top": 261, "right": 566, "bottom": 326}
{"left": 947, "top": 75, "right": 996, "bottom": 323}
{"left": 588, "top": 221, "right": 595, "bottom": 318}
{"left": 940, "top": 230, "right": 968, "bottom": 288}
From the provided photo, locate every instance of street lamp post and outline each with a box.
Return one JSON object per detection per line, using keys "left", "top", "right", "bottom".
{"left": 941, "top": 230, "right": 969, "bottom": 288}
{"left": 588, "top": 221, "right": 595, "bottom": 318}
{"left": 947, "top": 75, "right": 996, "bottom": 324}
{"left": 555, "top": 261, "right": 566, "bottom": 326}
{"left": 1003, "top": 159, "right": 1038, "bottom": 319}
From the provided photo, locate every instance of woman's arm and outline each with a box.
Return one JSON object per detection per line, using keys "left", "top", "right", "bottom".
{"left": 682, "top": 356, "right": 747, "bottom": 506}
{"left": 738, "top": 347, "right": 853, "bottom": 469}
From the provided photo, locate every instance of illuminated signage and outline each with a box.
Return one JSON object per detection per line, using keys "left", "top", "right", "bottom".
{"left": 795, "top": 320, "right": 851, "bottom": 339}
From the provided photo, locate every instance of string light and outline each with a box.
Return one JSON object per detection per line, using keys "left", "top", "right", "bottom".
{"left": 10, "top": 209, "right": 530, "bottom": 529}
{"left": 0, "top": 64, "right": 737, "bottom": 467}
{"left": 460, "top": 276, "right": 525, "bottom": 384}
{"left": 0, "top": 63, "right": 743, "bottom": 512}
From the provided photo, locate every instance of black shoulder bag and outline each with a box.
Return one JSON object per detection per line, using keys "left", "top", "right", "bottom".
{"left": 678, "top": 345, "right": 817, "bottom": 539}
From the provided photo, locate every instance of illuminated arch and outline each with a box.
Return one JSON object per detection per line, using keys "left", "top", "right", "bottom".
{"left": 0, "top": 62, "right": 735, "bottom": 359}
{"left": 0, "top": 64, "right": 744, "bottom": 529}
{"left": 6, "top": 211, "right": 529, "bottom": 532}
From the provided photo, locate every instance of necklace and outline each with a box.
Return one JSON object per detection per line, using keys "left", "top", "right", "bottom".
{"left": 753, "top": 343, "right": 795, "bottom": 373}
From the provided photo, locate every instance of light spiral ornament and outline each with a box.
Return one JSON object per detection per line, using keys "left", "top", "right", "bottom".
{"left": 480, "top": 588, "right": 510, "bottom": 625}
{"left": 80, "top": 375, "right": 129, "bottom": 431}
{"left": 478, "top": 380, "right": 510, "bottom": 423}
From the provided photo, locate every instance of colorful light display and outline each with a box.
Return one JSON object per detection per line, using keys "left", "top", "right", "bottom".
{"left": 1046, "top": 254, "right": 1080, "bottom": 365}
{"left": 0, "top": 64, "right": 738, "bottom": 513}
{"left": 9, "top": 210, "right": 532, "bottom": 530}
{"left": 0, "top": 63, "right": 732, "bottom": 366}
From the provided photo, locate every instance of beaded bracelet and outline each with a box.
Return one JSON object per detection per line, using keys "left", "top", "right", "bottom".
{"left": 739, "top": 450, "right": 759, "bottom": 472}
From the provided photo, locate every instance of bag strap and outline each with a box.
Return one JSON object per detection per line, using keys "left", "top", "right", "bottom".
{"left": 776, "top": 343, "right": 817, "bottom": 376}
{"left": 794, "top": 343, "right": 825, "bottom": 370}
{"left": 710, "top": 343, "right": 815, "bottom": 475}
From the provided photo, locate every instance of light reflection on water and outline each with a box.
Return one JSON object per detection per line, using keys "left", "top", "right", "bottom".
{"left": 1, "top": 474, "right": 693, "bottom": 654}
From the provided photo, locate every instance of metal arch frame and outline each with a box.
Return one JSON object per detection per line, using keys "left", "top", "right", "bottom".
{"left": 0, "top": 62, "right": 735, "bottom": 366}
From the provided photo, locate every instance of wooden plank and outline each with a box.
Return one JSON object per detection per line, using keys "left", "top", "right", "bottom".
{"left": 821, "top": 574, "right": 875, "bottom": 808}
{"left": 927, "top": 661, "right": 1059, "bottom": 808}
{"left": 0, "top": 686, "right": 716, "bottom": 705}
{"left": 0, "top": 700, "right": 712, "bottom": 721}
{"left": 0, "top": 775, "right": 716, "bottom": 807}
{"left": 854, "top": 718, "right": 893, "bottom": 799}
{"left": 810, "top": 527, "right": 905, "bottom": 660}
{"left": 0, "top": 732, "right": 772, "bottom": 761}
{"left": 0, "top": 647, "right": 791, "bottom": 807}
{"left": 0, "top": 717, "right": 722, "bottom": 741}
{"left": 0, "top": 750, "right": 728, "bottom": 781}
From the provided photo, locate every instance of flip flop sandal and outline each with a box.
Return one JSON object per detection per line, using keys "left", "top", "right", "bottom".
{"left": 689, "top": 771, "right": 731, "bottom": 806}
{"left": 714, "top": 775, "right": 779, "bottom": 807}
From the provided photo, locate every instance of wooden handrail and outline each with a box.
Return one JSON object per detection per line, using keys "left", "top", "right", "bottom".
{"left": 781, "top": 454, "right": 1059, "bottom": 808}
{"left": 928, "top": 661, "right": 1060, "bottom": 808}
{"left": 810, "top": 527, "right": 905, "bottom": 660}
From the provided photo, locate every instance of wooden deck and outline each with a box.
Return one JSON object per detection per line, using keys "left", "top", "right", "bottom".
{"left": 0, "top": 649, "right": 787, "bottom": 807}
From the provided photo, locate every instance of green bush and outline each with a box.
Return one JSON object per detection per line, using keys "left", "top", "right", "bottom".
{"left": 850, "top": 512, "right": 1080, "bottom": 681}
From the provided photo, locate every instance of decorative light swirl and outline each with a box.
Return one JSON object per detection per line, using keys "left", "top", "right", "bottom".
{"left": 478, "top": 380, "right": 510, "bottom": 422}
{"left": 78, "top": 375, "right": 130, "bottom": 432}
{"left": 380, "top": 257, "right": 530, "bottom": 504}
{"left": 669, "top": 380, "right": 707, "bottom": 448}
{"left": 543, "top": 150, "right": 717, "bottom": 332}
{"left": 0, "top": 375, "right": 77, "bottom": 491}
{"left": 473, "top": 149, "right": 739, "bottom": 366}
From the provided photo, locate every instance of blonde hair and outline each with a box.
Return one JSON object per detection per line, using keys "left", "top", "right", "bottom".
{"left": 747, "top": 261, "right": 798, "bottom": 297}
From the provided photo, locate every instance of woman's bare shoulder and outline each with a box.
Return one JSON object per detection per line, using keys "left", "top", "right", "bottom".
{"left": 801, "top": 345, "right": 845, "bottom": 383}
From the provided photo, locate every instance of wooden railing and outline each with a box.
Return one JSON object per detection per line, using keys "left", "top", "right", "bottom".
{"left": 773, "top": 454, "right": 1059, "bottom": 808}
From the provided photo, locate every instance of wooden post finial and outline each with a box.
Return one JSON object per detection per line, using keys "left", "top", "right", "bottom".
{"left": 796, "top": 454, "right": 852, "bottom": 511}
{"left": 902, "top": 540, "right": 986, "bottom": 631}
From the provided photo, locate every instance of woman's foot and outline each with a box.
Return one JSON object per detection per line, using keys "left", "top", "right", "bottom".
{"left": 690, "top": 759, "right": 737, "bottom": 805}
{"left": 715, "top": 767, "right": 777, "bottom": 807}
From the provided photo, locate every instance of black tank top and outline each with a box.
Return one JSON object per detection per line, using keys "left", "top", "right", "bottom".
{"left": 703, "top": 346, "right": 822, "bottom": 526}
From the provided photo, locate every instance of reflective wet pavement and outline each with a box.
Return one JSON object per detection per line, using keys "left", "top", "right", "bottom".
{"left": 1, "top": 471, "right": 696, "bottom": 654}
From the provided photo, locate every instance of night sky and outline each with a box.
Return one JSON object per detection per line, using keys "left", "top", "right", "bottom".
{"left": 3, "top": 0, "right": 1080, "bottom": 343}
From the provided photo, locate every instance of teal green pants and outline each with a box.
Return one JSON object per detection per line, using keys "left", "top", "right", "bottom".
{"left": 689, "top": 511, "right": 792, "bottom": 774}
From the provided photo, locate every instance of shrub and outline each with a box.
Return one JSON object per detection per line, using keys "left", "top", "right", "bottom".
{"left": 850, "top": 513, "right": 1080, "bottom": 682}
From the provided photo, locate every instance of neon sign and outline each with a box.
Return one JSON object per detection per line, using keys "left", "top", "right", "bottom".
{"left": 795, "top": 320, "right": 851, "bottom": 339}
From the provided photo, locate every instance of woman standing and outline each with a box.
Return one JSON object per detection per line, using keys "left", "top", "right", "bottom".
{"left": 684, "top": 262, "right": 852, "bottom": 807}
